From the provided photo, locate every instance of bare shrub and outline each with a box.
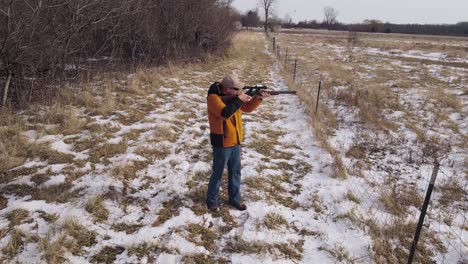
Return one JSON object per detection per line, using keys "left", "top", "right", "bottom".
{"left": 347, "top": 31, "right": 361, "bottom": 46}
{"left": 0, "top": 0, "right": 238, "bottom": 109}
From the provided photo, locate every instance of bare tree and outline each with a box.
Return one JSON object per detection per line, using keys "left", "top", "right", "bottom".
{"left": 323, "top": 6, "right": 338, "bottom": 30}
{"left": 363, "top": 19, "right": 384, "bottom": 32}
{"left": 241, "top": 10, "right": 260, "bottom": 28}
{"left": 258, "top": 0, "right": 275, "bottom": 33}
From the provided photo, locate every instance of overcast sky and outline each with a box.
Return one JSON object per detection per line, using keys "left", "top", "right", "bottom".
{"left": 231, "top": 0, "right": 467, "bottom": 24}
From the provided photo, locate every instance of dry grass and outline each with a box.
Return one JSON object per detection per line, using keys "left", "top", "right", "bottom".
{"left": 89, "top": 138, "right": 128, "bottom": 164}
{"left": 62, "top": 218, "right": 98, "bottom": 253}
{"left": 77, "top": 90, "right": 99, "bottom": 110}
{"left": 225, "top": 235, "right": 304, "bottom": 261}
{"left": 54, "top": 105, "right": 85, "bottom": 135}
{"left": 1, "top": 184, "right": 35, "bottom": 197}
{"left": 224, "top": 235, "right": 270, "bottom": 255}
{"left": 7, "top": 209, "right": 30, "bottom": 227}
{"left": 40, "top": 234, "right": 67, "bottom": 264}
{"left": 38, "top": 211, "right": 59, "bottom": 223}
{"left": 318, "top": 242, "right": 354, "bottom": 263}
{"left": 248, "top": 132, "right": 275, "bottom": 156}
{"left": 0, "top": 121, "right": 30, "bottom": 173}
{"left": 379, "top": 184, "right": 423, "bottom": 216}
{"left": 439, "top": 177, "right": 466, "bottom": 206}
{"left": 346, "top": 144, "right": 366, "bottom": 160}
{"left": 148, "top": 124, "right": 179, "bottom": 143}
{"left": 332, "top": 156, "right": 347, "bottom": 179}
{"left": 428, "top": 88, "right": 463, "bottom": 112}
{"left": 134, "top": 145, "right": 171, "bottom": 161}
{"left": 2, "top": 229, "right": 25, "bottom": 259}
{"left": 370, "top": 219, "right": 439, "bottom": 264}
{"left": 244, "top": 172, "right": 300, "bottom": 209}
{"left": 186, "top": 223, "right": 218, "bottom": 251}
{"left": 115, "top": 110, "right": 145, "bottom": 126}
{"left": 32, "top": 182, "right": 77, "bottom": 203}
{"left": 111, "top": 223, "right": 143, "bottom": 234}
{"left": 91, "top": 246, "right": 125, "bottom": 264}
{"left": 86, "top": 122, "right": 120, "bottom": 135}
{"left": 263, "top": 212, "right": 288, "bottom": 230}
{"left": 93, "top": 87, "right": 117, "bottom": 117}
{"left": 112, "top": 160, "right": 149, "bottom": 182}
{"left": 127, "top": 242, "right": 160, "bottom": 262}
{"left": 85, "top": 196, "right": 110, "bottom": 222}
{"left": 25, "top": 141, "right": 75, "bottom": 164}
{"left": 346, "top": 190, "right": 361, "bottom": 204}
{"left": 152, "top": 198, "right": 183, "bottom": 226}
{"left": 183, "top": 254, "right": 228, "bottom": 264}
{"left": 0, "top": 195, "right": 7, "bottom": 210}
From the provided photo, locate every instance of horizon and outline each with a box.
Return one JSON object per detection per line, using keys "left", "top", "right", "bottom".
{"left": 231, "top": 0, "right": 468, "bottom": 25}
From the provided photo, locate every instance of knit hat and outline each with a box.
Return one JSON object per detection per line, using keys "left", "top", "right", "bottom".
{"left": 221, "top": 74, "right": 244, "bottom": 89}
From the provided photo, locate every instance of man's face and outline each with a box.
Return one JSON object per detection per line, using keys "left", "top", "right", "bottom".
{"left": 224, "top": 87, "right": 240, "bottom": 96}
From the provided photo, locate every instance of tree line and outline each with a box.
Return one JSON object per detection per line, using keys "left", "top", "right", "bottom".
{"left": 240, "top": 8, "right": 468, "bottom": 37}
{"left": 0, "top": 0, "right": 237, "bottom": 109}
{"left": 286, "top": 20, "right": 468, "bottom": 36}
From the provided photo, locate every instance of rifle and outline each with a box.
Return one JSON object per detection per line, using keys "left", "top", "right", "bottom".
{"left": 220, "top": 85, "right": 296, "bottom": 103}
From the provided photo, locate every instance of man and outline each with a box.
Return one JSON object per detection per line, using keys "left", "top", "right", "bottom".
{"left": 206, "top": 74, "right": 269, "bottom": 212}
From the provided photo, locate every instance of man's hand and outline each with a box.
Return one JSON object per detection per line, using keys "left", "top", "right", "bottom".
{"left": 238, "top": 93, "right": 252, "bottom": 102}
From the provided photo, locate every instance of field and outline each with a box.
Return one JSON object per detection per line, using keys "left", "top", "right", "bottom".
{"left": 0, "top": 30, "right": 466, "bottom": 263}
{"left": 271, "top": 29, "right": 467, "bottom": 263}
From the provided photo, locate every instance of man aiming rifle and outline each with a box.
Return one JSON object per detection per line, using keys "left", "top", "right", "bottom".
{"left": 205, "top": 74, "right": 295, "bottom": 212}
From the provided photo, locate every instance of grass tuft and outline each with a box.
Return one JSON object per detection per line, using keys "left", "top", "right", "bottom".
{"left": 2, "top": 229, "right": 25, "bottom": 259}
{"left": 85, "top": 196, "right": 109, "bottom": 222}
{"left": 7, "top": 209, "right": 30, "bottom": 227}
{"left": 153, "top": 198, "right": 183, "bottom": 226}
{"left": 186, "top": 223, "right": 218, "bottom": 251}
{"left": 89, "top": 138, "right": 128, "bottom": 164}
{"left": 184, "top": 254, "right": 228, "bottom": 264}
{"left": 263, "top": 212, "right": 288, "bottom": 230}
{"left": 91, "top": 246, "right": 126, "bottom": 264}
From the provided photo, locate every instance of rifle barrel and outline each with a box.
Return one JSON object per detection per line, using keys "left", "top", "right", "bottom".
{"left": 268, "top": 91, "right": 296, "bottom": 95}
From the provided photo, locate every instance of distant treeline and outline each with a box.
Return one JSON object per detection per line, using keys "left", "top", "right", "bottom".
{"left": 285, "top": 21, "right": 468, "bottom": 36}
{"left": 0, "top": 0, "right": 237, "bottom": 108}
{"left": 240, "top": 10, "right": 468, "bottom": 37}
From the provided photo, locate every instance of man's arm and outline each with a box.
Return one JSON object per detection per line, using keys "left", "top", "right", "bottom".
{"left": 208, "top": 94, "right": 250, "bottom": 118}
{"left": 240, "top": 92, "right": 271, "bottom": 112}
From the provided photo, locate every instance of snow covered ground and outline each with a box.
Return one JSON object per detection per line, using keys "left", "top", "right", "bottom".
{"left": 272, "top": 30, "right": 467, "bottom": 263}
{"left": 0, "top": 31, "right": 466, "bottom": 263}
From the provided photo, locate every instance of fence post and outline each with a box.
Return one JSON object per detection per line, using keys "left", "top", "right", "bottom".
{"left": 285, "top": 47, "right": 288, "bottom": 65}
{"left": 273, "top": 37, "right": 276, "bottom": 53}
{"left": 407, "top": 160, "right": 440, "bottom": 264}
{"left": 315, "top": 79, "right": 322, "bottom": 114}
{"left": 293, "top": 59, "right": 298, "bottom": 81}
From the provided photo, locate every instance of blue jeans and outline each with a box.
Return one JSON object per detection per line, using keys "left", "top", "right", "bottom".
{"left": 206, "top": 145, "right": 241, "bottom": 207}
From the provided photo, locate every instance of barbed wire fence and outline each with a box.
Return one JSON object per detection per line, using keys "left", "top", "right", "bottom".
{"left": 265, "top": 33, "right": 467, "bottom": 264}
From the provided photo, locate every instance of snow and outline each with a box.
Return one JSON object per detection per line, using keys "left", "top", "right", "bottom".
{"left": 1, "top": 32, "right": 466, "bottom": 263}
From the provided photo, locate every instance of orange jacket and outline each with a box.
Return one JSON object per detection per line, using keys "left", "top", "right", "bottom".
{"left": 207, "top": 93, "right": 261, "bottom": 147}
